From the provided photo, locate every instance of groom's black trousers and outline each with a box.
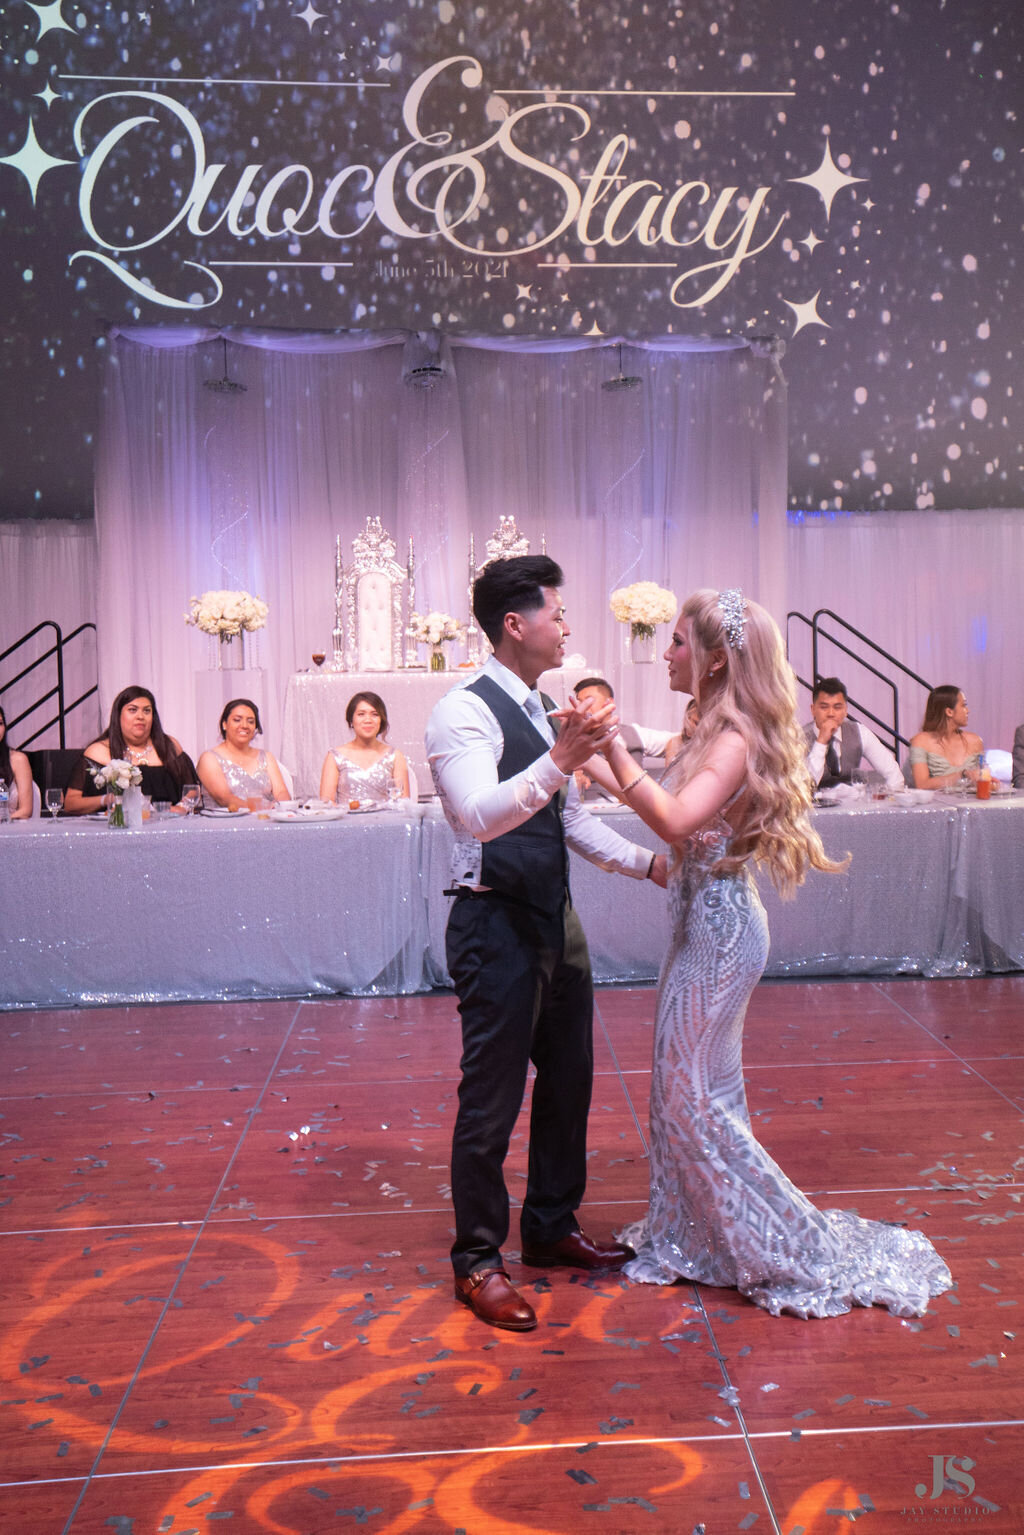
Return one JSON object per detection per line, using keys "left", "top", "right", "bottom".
{"left": 446, "top": 887, "right": 594, "bottom": 1277}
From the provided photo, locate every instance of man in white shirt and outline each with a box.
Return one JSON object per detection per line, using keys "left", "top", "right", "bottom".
{"left": 426, "top": 556, "right": 666, "bottom": 1332}
{"left": 804, "top": 676, "right": 904, "bottom": 792}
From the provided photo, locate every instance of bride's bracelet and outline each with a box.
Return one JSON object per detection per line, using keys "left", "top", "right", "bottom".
{"left": 620, "top": 770, "right": 648, "bottom": 795}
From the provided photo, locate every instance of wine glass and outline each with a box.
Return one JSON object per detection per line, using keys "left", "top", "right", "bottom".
{"left": 181, "top": 783, "right": 202, "bottom": 816}
{"left": 311, "top": 649, "right": 326, "bottom": 670}
{"left": 45, "top": 787, "right": 63, "bottom": 820}
{"left": 386, "top": 780, "right": 402, "bottom": 809}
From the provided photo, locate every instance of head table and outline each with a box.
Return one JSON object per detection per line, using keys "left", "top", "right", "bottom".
{"left": 280, "top": 664, "right": 591, "bottom": 800}
{"left": 2, "top": 793, "right": 1022, "bottom": 1010}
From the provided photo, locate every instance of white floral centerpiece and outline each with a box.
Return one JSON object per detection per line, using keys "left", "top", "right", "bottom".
{"left": 185, "top": 590, "right": 269, "bottom": 637}
{"left": 610, "top": 580, "right": 678, "bottom": 662}
{"left": 408, "top": 610, "right": 465, "bottom": 671}
{"left": 90, "top": 759, "right": 143, "bottom": 828}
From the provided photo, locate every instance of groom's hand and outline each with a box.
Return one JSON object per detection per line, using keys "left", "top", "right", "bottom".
{"left": 648, "top": 854, "right": 668, "bottom": 888}
{"left": 549, "top": 697, "right": 619, "bottom": 775}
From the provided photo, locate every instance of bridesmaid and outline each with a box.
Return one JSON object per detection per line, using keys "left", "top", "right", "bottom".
{"left": 0, "top": 704, "right": 34, "bottom": 819}
{"left": 319, "top": 691, "right": 410, "bottom": 805}
{"left": 64, "top": 686, "right": 196, "bottom": 813}
{"left": 197, "top": 698, "right": 290, "bottom": 810}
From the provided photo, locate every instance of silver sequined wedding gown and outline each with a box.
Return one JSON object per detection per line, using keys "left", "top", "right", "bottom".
{"left": 620, "top": 804, "right": 952, "bottom": 1319}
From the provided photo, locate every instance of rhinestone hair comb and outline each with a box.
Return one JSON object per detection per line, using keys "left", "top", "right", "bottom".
{"left": 717, "top": 588, "right": 747, "bottom": 650}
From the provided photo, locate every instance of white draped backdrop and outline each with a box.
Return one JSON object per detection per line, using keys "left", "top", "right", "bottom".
{"left": 1, "top": 328, "right": 1020, "bottom": 758}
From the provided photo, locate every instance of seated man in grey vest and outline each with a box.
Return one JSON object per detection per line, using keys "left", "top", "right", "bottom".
{"left": 804, "top": 675, "right": 904, "bottom": 792}
{"left": 573, "top": 676, "right": 685, "bottom": 800}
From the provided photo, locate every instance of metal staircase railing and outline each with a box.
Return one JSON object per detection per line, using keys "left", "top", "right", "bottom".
{"left": 0, "top": 620, "right": 98, "bottom": 747}
{"left": 787, "top": 608, "right": 932, "bottom": 755}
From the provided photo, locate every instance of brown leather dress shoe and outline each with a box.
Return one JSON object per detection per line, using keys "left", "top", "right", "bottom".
{"left": 454, "top": 1268, "right": 538, "bottom": 1331}
{"left": 520, "top": 1228, "right": 635, "bottom": 1271}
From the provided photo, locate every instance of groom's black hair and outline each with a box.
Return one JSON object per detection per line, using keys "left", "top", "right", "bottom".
{"left": 473, "top": 554, "right": 564, "bottom": 646}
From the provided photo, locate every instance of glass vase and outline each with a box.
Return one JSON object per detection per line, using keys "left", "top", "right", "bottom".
{"left": 629, "top": 625, "right": 657, "bottom": 664}
{"left": 108, "top": 798, "right": 125, "bottom": 828}
{"left": 430, "top": 644, "right": 447, "bottom": 673}
{"left": 217, "top": 631, "right": 246, "bottom": 670}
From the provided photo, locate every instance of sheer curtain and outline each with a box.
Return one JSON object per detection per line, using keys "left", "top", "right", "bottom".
{"left": 0, "top": 520, "right": 100, "bottom": 748}
{"left": 92, "top": 330, "right": 781, "bottom": 756}
{"left": 786, "top": 509, "right": 1023, "bottom": 751}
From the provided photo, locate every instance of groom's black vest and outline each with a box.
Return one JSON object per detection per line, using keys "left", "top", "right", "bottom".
{"left": 468, "top": 675, "right": 569, "bottom": 917}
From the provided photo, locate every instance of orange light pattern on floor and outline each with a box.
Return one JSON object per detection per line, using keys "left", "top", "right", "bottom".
{"left": 1, "top": 979, "right": 1022, "bottom": 1532}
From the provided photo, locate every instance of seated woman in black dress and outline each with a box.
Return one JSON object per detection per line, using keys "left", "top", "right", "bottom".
{"left": 0, "top": 704, "right": 35, "bottom": 819}
{"left": 64, "top": 685, "right": 197, "bottom": 814}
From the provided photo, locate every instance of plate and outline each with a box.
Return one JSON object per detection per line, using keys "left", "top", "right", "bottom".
{"left": 269, "top": 807, "right": 350, "bottom": 822}
{"left": 892, "top": 789, "right": 933, "bottom": 807}
{"left": 201, "top": 806, "right": 250, "bottom": 817}
{"left": 348, "top": 803, "right": 384, "bottom": 815}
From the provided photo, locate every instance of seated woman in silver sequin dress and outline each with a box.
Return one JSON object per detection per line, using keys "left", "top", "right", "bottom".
{"left": 197, "top": 698, "right": 290, "bottom": 810}
{"left": 595, "top": 589, "right": 952, "bottom": 1319}
{"left": 319, "top": 691, "right": 410, "bottom": 805}
{"left": 908, "top": 685, "right": 984, "bottom": 790}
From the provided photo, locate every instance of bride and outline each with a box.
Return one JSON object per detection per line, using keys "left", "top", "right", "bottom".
{"left": 597, "top": 588, "right": 952, "bottom": 1319}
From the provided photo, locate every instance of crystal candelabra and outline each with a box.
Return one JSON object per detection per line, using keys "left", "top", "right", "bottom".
{"left": 331, "top": 535, "right": 346, "bottom": 670}
{"left": 403, "top": 536, "right": 421, "bottom": 667}
{"left": 464, "top": 532, "right": 482, "bottom": 666}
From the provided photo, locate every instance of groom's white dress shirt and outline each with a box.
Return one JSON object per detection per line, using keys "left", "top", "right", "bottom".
{"left": 426, "top": 655, "right": 652, "bottom": 891}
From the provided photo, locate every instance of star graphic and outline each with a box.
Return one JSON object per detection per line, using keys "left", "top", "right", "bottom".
{"left": 584, "top": 321, "right": 605, "bottom": 336}
{"left": 23, "top": 0, "right": 75, "bottom": 39}
{"left": 789, "top": 139, "right": 866, "bottom": 221}
{"left": 34, "top": 82, "right": 62, "bottom": 108}
{"left": 296, "top": 2, "right": 325, "bottom": 32}
{"left": 515, "top": 283, "right": 534, "bottom": 301}
{"left": 799, "top": 230, "right": 822, "bottom": 255}
{"left": 863, "top": 197, "right": 875, "bottom": 211}
{"left": 784, "top": 290, "right": 830, "bottom": 335}
{"left": 0, "top": 117, "right": 75, "bottom": 204}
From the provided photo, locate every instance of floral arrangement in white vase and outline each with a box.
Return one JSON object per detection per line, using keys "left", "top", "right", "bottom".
{"left": 408, "top": 610, "right": 465, "bottom": 671}
{"left": 408, "top": 610, "right": 465, "bottom": 646}
{"left": 185, "top": 590, "right": 269, "bottom": 637}
{"left": 90, "top": 759, "right": 143, "bottom": 828}
{"left": 609, "top": 581, "right": 678, "bottom": 642}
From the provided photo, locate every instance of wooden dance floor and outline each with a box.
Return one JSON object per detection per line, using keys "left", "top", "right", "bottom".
{"left": 1, "top": 977, "right": 1022, "bottom": 1533}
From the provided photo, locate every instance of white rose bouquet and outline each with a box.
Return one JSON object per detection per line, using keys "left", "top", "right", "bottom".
{"left": 90, "top": 759, "right": 143, "bottom": 827}
{"left": 408, "top": 610, "right": 465, "bottom": 646}
{"left": 609, "top": 581, "right": 678, "bottom": 641}
{"left": 185, "top": 590, "right": 269, "bottom": 637}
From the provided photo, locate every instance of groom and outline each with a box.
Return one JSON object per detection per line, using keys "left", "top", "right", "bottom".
{"left": 426, "top": 555, "right": 666, "bottom": 1331}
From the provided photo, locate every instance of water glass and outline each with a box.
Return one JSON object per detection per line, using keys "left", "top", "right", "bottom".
{"left": 181, "top": 783, "right": 202, "bottom": 816}
{"left": 386, "top": 780, "right": 402, "bottom": 809}
{"left": 45, "top": 787, "right": 64, "bottom": 820}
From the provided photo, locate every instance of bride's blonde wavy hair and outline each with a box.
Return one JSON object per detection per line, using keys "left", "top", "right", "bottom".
{"left": 666, "top": 588, "right": 847, "bottom": 896}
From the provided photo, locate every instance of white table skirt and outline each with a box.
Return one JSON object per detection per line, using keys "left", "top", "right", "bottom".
{"left": 1, "top": 809, "right": 431, "bottom": 1008}
{"left": 3, "top": 795, "right": 1022, "bottom": 1010}
{"left": 280, "top": 664, "right": 589, "bottom": 799}
{"left": 424, "top": 800, "right": 971, "bottom": 986}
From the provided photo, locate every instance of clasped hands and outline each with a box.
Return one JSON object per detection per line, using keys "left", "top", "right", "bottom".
{"left": 548, "top": 695, "right": 622, "bottom": 777}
